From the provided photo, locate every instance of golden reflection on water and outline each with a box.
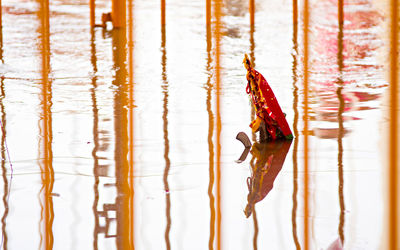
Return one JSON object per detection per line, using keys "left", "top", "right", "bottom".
{"left": 0, "top": 77, "right": 8, "bottom": 250}
{"left": 205, "top": 2, "right": 216, "bottom": 249}
{"left": 389, "top": 0, "right": 398, "bottom": 249}
{"left": 291, "top": 1, "right": 301, "bottom": 249}
{"left": 213, "top": 0, "right": 222, "bottom": 249}
{"left": 127, "top": 0, "right": 135, "bottom": 248}
{"left": 0, "top": 11, "right": 8, "bottom": 249}
{"left": 38, "top": 0, "right": 54, "bottom": 249}
{"left": 160, "top": 8, "right": 171, "bottom": 249}
{"left": 337, "top": 0, "right": 345, "bottom": 246}
{"left": 302, "top": 0, "right": 310, "bottom": 249}
{"left": 111, "top": 27, "right": 132, "bottom": 249}
{"left": 90, "top": 27, "right": 101, "bottom": 249}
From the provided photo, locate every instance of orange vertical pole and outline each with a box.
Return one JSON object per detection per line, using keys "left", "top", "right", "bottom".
{"left": 160, "top": 4, "right": 171, "bottom": 250}
{"left": 206, "top": 0, "right": 211, "bottom": 28}
{"left": 161, "top": 0, "right": 166, "bottom": 27}
{"left": 249, "top": 0, "right": 255, "bottom": 27}
{"left": 213, "top": 0, "right": 222, "bottom": 249}
{"left": 112, "top": 0, "right": 126, "bottom": 28}
{"left": 38, "top": 0, "right": 54, "bottom": 249}
{"left": 205, "top": 1, "right": 215, "bottom": 249}
{"left": 291, "top": 0, "right": 301, "bottom": 249}
{"left": 0, "top": 0, "right": 2, "bottom": 32}
{"left": 90, "top": 0, "right": 95, "bottom": 27}
{"left": 128, "top": 0, "right": 135, "bottom": 248}
{"left": 302, "top": 0, "right": 310, "bottom": 249}
{"left": 389, "top": 0, "right": 398, "bottom": 249}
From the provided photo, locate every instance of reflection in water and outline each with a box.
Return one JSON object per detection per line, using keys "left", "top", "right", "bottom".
{"left": 90, "top": 27, "right": 101, "bottom": 249}
{"left": 244, "top": 141, "right": 292, "bottom": 218}
{"left": 127, "top": 0, "right": 135, "bottom": 248}
{"left": 291, "top": 0, "right": 300, "bottom": 249}
{"left": 205, "top": 3, "right": 216, "bottom": 249}
{"left": 0, "top": 8, "right": 9, "bottom": 248}
{"left": 336, "top": 0, "right": 345, "bottom": 247}
{"left": 37, "top": 0, "right": 54, "bottom": 249}
{"left": 0, "top": 77, "right": 9, "bottom": 250}
{"left": 389, "top": 0, "right": 399, "bottom": 249}
{"left": 248, "top": 3, "right": 258, "bottom": 248}
{"left": 249, "top": 0, "right": 256, "bottom": 143}
{"left": 311, "top": 0, "right": 385, "bottom": 138}
{"left": 161, "top": 8, "right": 171, "bottom": 250}
{"left": 302, "top": 0, "right": 310, "bottom": 248}
{"left": 213, "top": 1, "right": 222, "bottom": 249}
{"left": 111, "top": 27, "right": 132, "bottom": 249}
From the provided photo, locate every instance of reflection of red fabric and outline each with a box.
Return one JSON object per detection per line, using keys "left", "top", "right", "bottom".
{"left": 250, "top": 141, "right": 292, "bottom": 203}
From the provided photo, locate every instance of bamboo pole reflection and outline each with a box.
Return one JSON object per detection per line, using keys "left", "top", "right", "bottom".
{"left": 336, "top": 0, "right": 345, "bottom": 246}
{"left": 248, "top": 1, "right": 258, "bottom": 245}
{"left": 111, "top": 27, "right": 131, "bottom": 249}
{"left": 252, "top": 209, "right": 258, "bottom": 250}
{"left": 291, "top": 0, "right": 301, "bottom": 249}
{"left": 205, "top": 2, "right": 216, "bottom": 249}
{"left": 249, "top": 0, "right": 256, "bottom": 143}
{"left": 111, "top": 0, "right": 126, "bottom": 28}
{"left": 161, "top": 6, "right": 171, "bottom": 249}
{"left": 302, "top": 0, "right": 310, "bottom": 248}
{"left": 0, "top": 0, "right": 3, "bottom": 64}
{"left": 0, "top": 76, "right": 8, "bottom": 250}
{"left": 389, "top": 0, "right": 398, "bottom": 249}
{"left": 90, "top": 27, "right": 101, "bottom": 250}
{"left": 37, "top": 0, "right": 54, "bottom": 249}
{"left": 213, "top": 0, "right": 222, "bottom": 249}
{"left": 90, "top": 0, "right": 95, "bottom": 27}
{"left": 127, "top": 0, "right": 135, "bottom": 248}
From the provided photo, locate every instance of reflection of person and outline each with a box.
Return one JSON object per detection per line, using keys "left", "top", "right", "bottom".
{"left": 244, "top": 140, "right": 292, "bottom": 218}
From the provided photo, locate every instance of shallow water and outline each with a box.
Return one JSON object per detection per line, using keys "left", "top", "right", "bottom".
{"left": 0, "top": 0, "right": 396, "bottom": 249}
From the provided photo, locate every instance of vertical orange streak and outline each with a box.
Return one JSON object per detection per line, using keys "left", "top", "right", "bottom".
{"left": 252, "top": 209, "right": 259, "bottom": 250}
{"left": 302, "top": 0, "right": 310, "bottom": 249}
{"left": 111, "top": 0, "right": 126, "bottom": 28}
{"left": 205, "top": 3, "right": 215, "bottom": 249}
{"left": 111, "top": 27, "right": 129, "bottom": 249}
{"left": 0, "top": 0, "right": 2, "bottom": 62}
{"left": 389, "top": 0, "right": 398, "bottom": 249}
{"left": 0, "top": 77, "right": 9, "bottom": 250}
{"left": 249, "top": 0, "right": 255, "bottom": 27}
{"left": 161, "top": 0, "right": 165, "bottom": 27}
{"left": 249, "top": 0, "right": 256, "bottom": 142}
{"left": 291, "top": 1, "right": 301, "bottom": 249}
{"left": 206, "top": 0, "right": 211, "bottom": 29}
{"left": 128, "top": 0, "right": 135, "bottom": 248}
{"left": 89, "top": 27, "right": 101, "bottom": 250}
{"left": 161, "top": 10, "right": 171, "bottom": 250}
{"left": 213, "top": 0, "right": 222, "bottom": 249}
{"left": 38, "top": 0, "right": 54, "bottom": 249}
{"left": 337, "top": 0, "right": 345, "bottom": 246}
{"left": 90, "top": 0, "right": 95, "bottom": 27}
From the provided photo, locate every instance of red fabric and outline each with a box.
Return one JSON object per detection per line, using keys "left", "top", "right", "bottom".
{"left": 252, "top": 69, "right": 292, "bottom": 137}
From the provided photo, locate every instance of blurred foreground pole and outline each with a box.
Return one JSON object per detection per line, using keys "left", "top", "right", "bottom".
{"left": 249, "top": 0, "right": 254, "bottom": 27}
{"left": 161, "top": 0, "right": 165, "bottom": 27}
{"left": 112, "top": 0, "right": 126, "bottom": 28}
{"left": 111, "top": 25, "right": 130, "bottom": 248}
{"left": 389, "top": 0, "right": 398, "bottom": 249}
{"left": 302, "top": 0, "right": 310, "bottom": 249}
{"left": 128, "top": 0, "right": 135, "bottom": 248}
{"left": 37, "top": 0, "right": 54, "bottom": 249}
{"left": 90, "top": 0, "right": 95, "bottom": 27}
{"left": 213, "top": 0, "right": 222, "bottom": 249}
